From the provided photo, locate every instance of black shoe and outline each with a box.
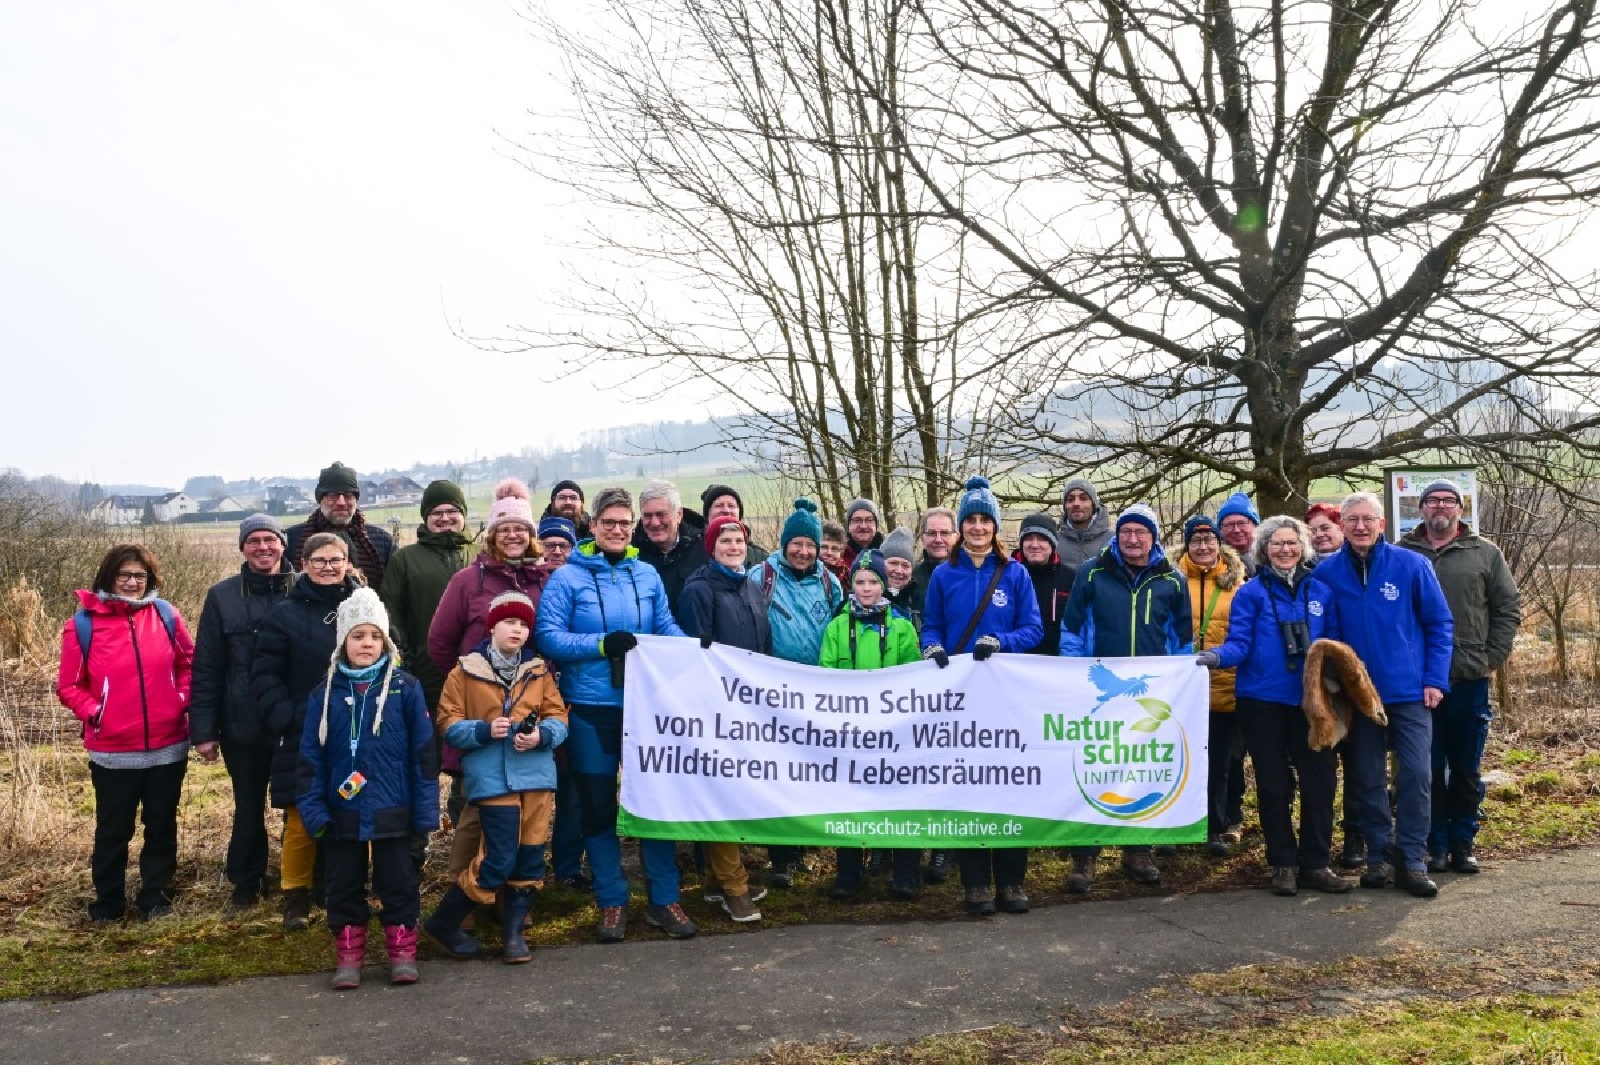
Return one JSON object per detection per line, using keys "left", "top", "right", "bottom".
{"left": 227, "top": 884, "right": 261, "bottom": 911}
{"left": 769, "top": 864, "right": 796, "bottom": 889}
{"left": 963, "top": 887, "right": 996, "bottom": 916}
{"left": 1065, "top": 856, "right": 1095, "bottom": 894}
{"left": 87, "top": 901, "right": 125, "bottom": 925}
{"left": 1427, "top": 851, "right": 1449, "bottom": 875}
{"left": 829, "top": 878, "right": 862, "bottom": 901}
{"left": 141, "top": 903, "right": 175, "bottom": 921}
{"left": 1204, "top": 834, "right": 1230, "bottom": 858}
{"left": 1360, "top": 862, "right": 1394, "bottom": 890}
{"left": 888, "top": 877, "right": 920, "bottom": 901}
{"left": 422, "top": 885, "right": 483, "bottom": 958}
{"left": 281, "top": 888, "right": 312, "bottom": 933}
{"left": 1121, "top": 855, "right": 1161, "bottom": 885}
{"left": 925, "top": 851, "right": 951, "bottom": 884}
{"left": 996, "top": 885, "right": 1029, "bottom": 914}
{"left": 1449, "top": 842, "right": 1480, "bottom": 875}
{"left": 1338, "top": 830, "right": 1366, "bottom": 870}
{"left": 1396, "top": 866, "right": 1439, "bottom": 899}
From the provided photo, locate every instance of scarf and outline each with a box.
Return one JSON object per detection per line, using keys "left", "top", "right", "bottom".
{"left": 486, "top": 644, "right": 522, "bottom": 687}
{"left": 305, "top": 508, "right": 385, "bottom": 591}
{"left": 847, "top": 595, "right": 889, "bottom": 627}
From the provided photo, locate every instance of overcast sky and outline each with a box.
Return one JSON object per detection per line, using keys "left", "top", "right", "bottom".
{"left": 0, "top": 1, "right": 697, "bottom": 488}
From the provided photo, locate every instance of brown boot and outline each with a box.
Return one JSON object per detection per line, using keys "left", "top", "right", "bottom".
{"left": 1066, "top": 855, "right": 1096, "bottom": 894}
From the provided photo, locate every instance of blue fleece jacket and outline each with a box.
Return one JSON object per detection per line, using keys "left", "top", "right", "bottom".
{"left": 1059, "top": 541, "right": 1192, "bottom": 657}
{"left": 920, "top": 548, "right": 1043, "bottom": 654}
{"left": 1312, "top": 538, "right": 1454, "bottom": 704}
{"left": 295, "top": 666, "right": 439, "bottom": 841}
{"left": 749, "top": 557, "right": 843, "bottom": 664}
{"left": 535, "top": 541, "right": 685, "bottom": 707}
{"left": 1215, "top": 569, "right": 1342, "bottom": 704}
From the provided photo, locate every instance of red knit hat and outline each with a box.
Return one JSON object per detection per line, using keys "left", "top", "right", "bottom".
{"left": 704, "top": 515, "right": 750, "bottom": 556}
{"left": 485, "top": 591, "right": 535, "bottom": 631}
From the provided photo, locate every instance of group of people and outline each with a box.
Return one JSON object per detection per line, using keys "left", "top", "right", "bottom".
{"left": 55, "top": 461, "right": 1521, "bottom": 990}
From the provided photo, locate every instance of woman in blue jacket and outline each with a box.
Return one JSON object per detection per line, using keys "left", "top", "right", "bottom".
{"left": 534, "top": 486, "right": 691, "bottom": 944}
{"left": 1204, "top": 516, "right": 1352, "bottom": 898}
{"left": 920, "top": 477, "right": 1042, "bottom": 916}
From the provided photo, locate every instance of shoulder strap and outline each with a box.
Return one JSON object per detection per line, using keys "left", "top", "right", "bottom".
{"left": 761, "top": 560, "right": 777, "bottom": 606}
{"left": 153, "top": 598, "right": 179, "bottom": 646}
{"left": 73, "top": 610, "right": 93, "bottom": 667}
{"left": 954, "top": 558, "right": 1008, "bottom": 654}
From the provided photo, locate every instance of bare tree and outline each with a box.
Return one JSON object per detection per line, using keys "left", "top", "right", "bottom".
{"left": 851, "top": 0, "right": 1600, "bottom": 514}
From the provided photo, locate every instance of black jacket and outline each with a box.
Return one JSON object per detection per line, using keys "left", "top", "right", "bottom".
{"left": 189, "top": 561, "right": 296, "bottom": 747}
{"left": 680, "top": 563, "right": 771, "bottom": 653}
{"left": 632, "top": 508, "right": 708, "bottom": 625}
{"left": 249, "top": 574, "right": 361, "bottom": 807}
{"left": 885, "top": 578, "right": 923, "bottom": 632}
{"left": 1016, "top": 551, "right": 1077, "bottom": 656}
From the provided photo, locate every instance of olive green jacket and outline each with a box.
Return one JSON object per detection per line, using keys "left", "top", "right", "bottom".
{"left": 1398, "top": 524, "right": 1521, "bottom": 682}
{"left": 379, "top": 528, "right": 475, "bottom": 704}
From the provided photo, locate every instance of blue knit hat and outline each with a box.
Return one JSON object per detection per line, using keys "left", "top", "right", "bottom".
{"left": 1116, "top": 503, "right": 1161, "bottom": 540}
{"left": 1183, "top": 515, "right": 1218, "bottom": 545}
{"left": 850, "top": 548, "right": 889, "bottom": 589}
{"left": 781, "top": 498, "right": 824, "bottom": 550}
{"left": 957, "top": 476, "right": 1001, "bottom": 526}
{"left": 1217, "top": 492, "right": 1260, "bottom": 526}
{"left": 537, "top": 516, "right": 577, "bottom": 546}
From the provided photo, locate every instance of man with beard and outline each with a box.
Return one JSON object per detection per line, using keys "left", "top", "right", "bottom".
{"left": 543, "top": 480, "right": 591, "bottom": 542}
{"left": 841, "top": 498, "right": 885, "bottom": 570}
{"left": 286, "top": 462, "right": 395, "bottom": 591}
{"left": 1055, "top": 478, "right": 1112, "bottom": 569}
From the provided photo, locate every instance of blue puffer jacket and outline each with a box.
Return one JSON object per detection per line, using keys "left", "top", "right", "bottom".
{"left": 1215, "top": 568, "right": 1342, "bottom": 704}
{"left": 295, "top": 664, "right": 439, "bottom": 841}
{"left": 1313, "top": 538, "right": 1454, "bottom": 704}
{"left": 535, "top": 541, "right": 684, "bottom": 707}
{"left": 1060, "top": 541, "right": 1191, "bottom": 657}
{"left": 920, "top": 548, "right": 1043, "bottom": 654}
{"left": 749, "top": 558, "right": 843, "bottom": 664}
{"left": 439, "top": 644, "right": 569, "bottom": 801}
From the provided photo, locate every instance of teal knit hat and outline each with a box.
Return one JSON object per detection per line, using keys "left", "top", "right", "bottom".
{"left": 781, "top": 498, "right": 824, "bottom": 550}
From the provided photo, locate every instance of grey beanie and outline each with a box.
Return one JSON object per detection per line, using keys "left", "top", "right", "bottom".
{"left": 844, "top": 497, "right": 884, "bottom": 528}
{"left": 1419, "top": 480, "right": 1464, "bottom": 505}
{"left": 238, "top": 512, "right": 286, "bottom": 548}
{"left": 1061, "top": 477, "right": 1101, "bottom": 513}
{"left": 881, "top": 527, "right": 915, "bottom": 562}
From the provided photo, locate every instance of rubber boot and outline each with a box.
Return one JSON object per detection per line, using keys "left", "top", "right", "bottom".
{"left": 385, "top": 924, "right": 419, "bottom": 985}
{"left": 422, "top": 885, "right": 481, "bottom": 959}
{"left": 501, "top": 887, "right": 536, "bottom": 965}
{"left": 330, "top": 925, "right": 366, "bottom": 990}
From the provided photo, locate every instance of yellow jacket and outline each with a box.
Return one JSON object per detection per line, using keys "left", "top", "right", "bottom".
{"left": 1175, "top": 545, "right": 1246, "bottom": 712}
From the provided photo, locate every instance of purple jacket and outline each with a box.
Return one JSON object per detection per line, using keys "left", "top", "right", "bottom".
{"left": 427, "top": 551, "right": 549, "bottom": 676}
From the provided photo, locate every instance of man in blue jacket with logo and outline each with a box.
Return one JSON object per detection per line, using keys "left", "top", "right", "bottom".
{"left": 1315, "top": 491, "right": 1454, "bottom": 898}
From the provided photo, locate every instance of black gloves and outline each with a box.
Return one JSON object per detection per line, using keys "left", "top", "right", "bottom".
{"left": 602, "top": 631, "right": 638, "bottom": 658}
{"left": 700, "top": 633, "right": 715, "bottom": 650}
{"left": 973, "top": 635, "right": 1002, "bottom": 662}
{"left": 923, "top": 644, "right": 949, "bottom": 669}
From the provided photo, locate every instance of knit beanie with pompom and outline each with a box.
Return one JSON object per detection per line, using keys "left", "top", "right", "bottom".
{"left": 487, "top": 478, "right": 535, "bottom": 532}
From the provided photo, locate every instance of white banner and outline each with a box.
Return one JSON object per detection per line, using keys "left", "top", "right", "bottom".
{"left": 617, "top": 635, "right": 1210, "bottom": 847}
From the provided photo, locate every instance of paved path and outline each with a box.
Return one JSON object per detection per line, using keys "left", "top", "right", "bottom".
{"left": 5, "top": 848, "right": 1597, "bottom": 1065}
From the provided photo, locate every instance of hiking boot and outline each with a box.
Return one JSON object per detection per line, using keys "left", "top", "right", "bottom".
{"left": 1427, "top": 851, "right": 1449, "bottom": 875}
{"left": 721, "top": 892, "right": 762, "bottom": 923}
{"left": 385, "top": 924, "right": 419, "bottom": 985}
{"left": 769, "top": 863, "right": 796, "bottom": 889}
{"left": 142, "top": 903, "right": 176, "bottom": 921}
{"left": 1270, "top": 867, "right": 1298, "bottom": 896}
{"left": 228, "top": 884, "right": 261, "bottom": 912}
{"left": 1065, "top": 855, "right": 1096, "bottom": 894}
{"left": 1396, "top": 866, "right": 1439, "bottom": 899}
{"left": 281, "top": 888, "right": 311, "bottom": 933}
{"left": 1300, "top": 867, "right": 1354, "bottom": 893}
{"left": 1338, "top": 831, "right": 1366, "bottom": 870}
{"left": 888, "top": 877, "right": 920, "bottom": 901}
{"left": 330, "top": 925, "right": 366, "bottom": 991}
{"left": 925, "top": 851, "right": 951, "bottom": 884}
{"left": 997, "top": 885, "right": 1029, "bottom": 914}
{"left": 964, "top": 887, "right": 996, "bottom": 916}
{"left": 1449, "top": 842, "right": 1481, "bottom": 875}
{"left": 644, "top": 902, "right": 697, "bottom": 939}
{"left": 829, "top": 877, "right": 862, "bottom": 901}
{"left": 1360, "top": 862, "right": 1394, "bottom": 890}
{"left": 702, "top": 882, "right": 725, "bottom": 904}
{"left": 1204, "top": 834, "right": 1231, "bottom": 858}
{"left": 422, "top": 885, "right": 482, "bottom": 959}
{"left": 1122, "top": 854, "right": 1161, "bottom": 885}
{"left": 595, "top": 905, "right": 627, "bottom": 944}
{"left": 1221, "top": 823, "right": 1244, "bottom": 845}
{"left": 501, "top": 887, "right": 536, "bottom": 963}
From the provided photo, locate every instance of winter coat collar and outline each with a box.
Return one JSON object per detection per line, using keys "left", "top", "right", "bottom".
{"left": 240, "top": 559, "right": 295, "bottom": 596}
{"left": 414, "top": 528, "right": 475, "bottom": 553}
{"left": 1174, "top": 545, "right": 1245, "bottom": 590}
{"left": 1399, "top": 521, "right": 1482, "bottom": 554}
{"left": 288, "top": 572, "right": 361, "bottom": 604}
{"left": 573, "top": 540, "right": 641, "bottom": 568}
{"left": 458, "top": 642, "right": 549, "bottom": 686}
{"left": 1060, "top": 506, "right": 1111, "bottom": 543}
{"left": 630, "top": 508, "right": 706, "bottom": 560}
{"left": 1105, "top": 538, "right": 1172, "bottom": 576}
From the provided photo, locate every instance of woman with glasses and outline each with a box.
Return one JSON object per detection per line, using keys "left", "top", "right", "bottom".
{"left": 57, "top": 545, "right": 196, "bottom": 922}
{"left": 251, "top": 531, "right": 364, "bottom": 931}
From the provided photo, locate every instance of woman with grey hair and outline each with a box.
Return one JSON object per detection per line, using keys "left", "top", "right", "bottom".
{"left": 1198, "top": 516, "right": 1354, "bottom": 897}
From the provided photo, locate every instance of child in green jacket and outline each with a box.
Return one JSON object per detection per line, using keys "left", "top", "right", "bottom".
{"left": 818, "top": 550, "right": 922, "bottom": 898}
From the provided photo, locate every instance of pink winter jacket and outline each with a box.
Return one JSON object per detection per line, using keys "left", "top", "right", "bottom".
{"left": 56, "top": 590, "right": 195, "bottom": 753}
{"left": 427, "top": 552, "right": 549, "bottom": 676}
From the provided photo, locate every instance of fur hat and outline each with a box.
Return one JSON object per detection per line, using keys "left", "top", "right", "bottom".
{"left": 1019, "top": 512, "right": 1058, "bottom": 545}
{"left": 318, "top": 588, "right": 400, "bottom": 746}
{"left": 781, "top": 498, "right": 823, "bottom": 550}
{"left": 850, "top": 548, "right": 889, "bottom": 589}
{"left": 315, "top": 462, "right": 361, "bottom": 501}
{"left": 238, "top": 512, "right": 285, "bottom": 548}
{"left": 956, "top": 476, "right": 1001, "bottom": 526}
{"left": 881, "top": 527, "right": 915, "bottom": 562}
{"left": 420, "top": 479, "right": 466, "bottom": 519}
{"left": 700, "top": 484, "right": 743, "bottom": 517}
{"left": 537, "top": 516, "right": 577, "bottom": 546}
{"left": 486, "top": 590, "right": 536, "bottom": 631}
{"left": 487, "top": 478, "right": 535, "bottom": 532}
{"left": 1217, "top": 492, "right": 1260, "bottom": 527}
{"left": 704, "top": 515, "right": 750, "bottom": 556}
{"left": 1116, "top": 503, "right": 1161, "bottom": 541}
{"left": 1183, "top": 515, "right": 1219, "bottom": 544}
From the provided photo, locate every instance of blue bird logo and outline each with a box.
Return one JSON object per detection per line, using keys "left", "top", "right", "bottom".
{"left": 1087, "top": 662, "right": 1155, "bottom": 707}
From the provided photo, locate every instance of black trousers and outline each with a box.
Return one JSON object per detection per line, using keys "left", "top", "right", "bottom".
{"left": 1236, "top": 696, "right": 1338, "bottom": 871}
{"left": 322, "top": 836, "right": 420, "bottom": 930}
{"left": 957, "top": 847, "right": 1028, "bottom": 890}
{"left": 221, "top": 740, "right": 274, "bottom": 892}
{"left": 835, "top": 847, "right": 921, "bottom": 887}
{"left": 1208, "top": 712, "right": 1242, "bottom": 834}
{"left": 89, "top": 759, "right": 187, "bottom": 916}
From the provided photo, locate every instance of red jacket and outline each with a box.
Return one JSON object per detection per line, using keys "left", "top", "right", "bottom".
{"left": 56, "top": 590, "right": 195, "bottom": 753}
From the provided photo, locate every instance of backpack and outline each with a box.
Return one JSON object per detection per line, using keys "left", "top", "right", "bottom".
{"left": 73, "top": 598, "right": 179, "bottom": 669}
{"left": 761, "top": 559, "right": 842, "bottom": 612}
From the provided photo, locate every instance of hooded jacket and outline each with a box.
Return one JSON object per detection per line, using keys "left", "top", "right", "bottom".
{"left": 1013, "top": 549, "right": 1076, "bottom": 656}
{"left": 1215, "top": 567, "right": 1342, "bottom": 705}
{"left": 426, "top": 549, "right": 548, "bottom": 680}
{"left": 750, "top": 557, "right": 843, "bottom": 664}
{"left": 1174, "top": 545, "right": 1246, "bottom": 712}
{"left": 631, "top": 507, "right": 708, "bottom": 624}
{"left": 249, "top": 573, "right": 362, "bottom": 807}
{"left": 380, "top": 527, "right": 474, "bottom": 705}
{"left": 535, "top": 542, "right": 685, "bottom": 707}
{"left": 1060, "top": 540, "right": 1192, "bottom": 658}
{"left": 57, "top": 590, "right": 195, "bottom": 754}
{"left": 681, "top": 562, "right": 772, "bottom": 653}
{"left": 437, "top": 643, "right": 570, "bottom": 801}
{"left": 1398, "top": 524, "right": 1521, "bottom": 682}
{"left": 1056, "top": 506, "right": 1113, "bottom": 569}
{"left": 295, "top": 665, "right": 439, "bottom": 841}
{"left": 1314, "top": 537, "right": 1454, "bottom": 704}
{"left": 920, "top": 548, "right": 1044, "bottom": 655}
{"left": 189, "top": 561, "right": 295, "bottom": 747}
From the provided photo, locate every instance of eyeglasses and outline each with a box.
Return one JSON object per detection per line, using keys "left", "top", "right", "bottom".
{"left": 595, "top": 518, "right": 632, "bottom": 531}
{"left": 115, "top": 571, "right": 149, "bottom": 583}
{"left": 1219, "top": 518, "right": 1254, "bottom": 530}
{"left": 1187, "top": 535, "right": 1219, "bottom": 546}
{"left": 553, "top": 492, "right": 582, "bottom": 503}
{"left": 922, "top": 530, "right": 954, "bottom": 539}
{"left": 541, "top": 540, "right": 572, "bottom": 552}
{"left": 1421, "top": 497, "right": 1459, "bottom": 508}
{"left": 1267, "top": 540, "right": 1302, "bottom": 550}
{"left": 428, "top": 505, "right": 462, "bottom": 517}
{"left": 323, "top": 492, "right": 357, "bottom": 502}
{"left": 306, "top": 556, "right": 346, "bottom": 569}
{"left": 1344, "top": 515, "right": 1381, "bottom": 526}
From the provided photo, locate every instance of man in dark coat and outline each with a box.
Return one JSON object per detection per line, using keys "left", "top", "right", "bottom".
{"left": 543, "top": 479, "right": 592, "bottom": 542}
{"left": 285, "top": 461, "right": 395, "bottom": 590}
{"left": 631, "top": 479, "right": 708, "bottom": 624}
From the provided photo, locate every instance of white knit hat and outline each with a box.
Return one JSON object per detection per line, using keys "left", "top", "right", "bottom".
{"left": 318, "top": 588, "right": 400, "bottom": 745}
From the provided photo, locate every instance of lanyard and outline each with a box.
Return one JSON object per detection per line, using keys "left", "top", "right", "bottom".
{"left": 348, "top": 685, "right": 369, "bottom": 760}
{"left": 1195, "top": 576, "right": 1225, "bottom": 648}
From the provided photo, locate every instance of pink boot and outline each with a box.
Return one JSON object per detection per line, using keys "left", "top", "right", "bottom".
{"left": 385, "top": 924, "right": 419, "bottom": 985}
{"left": 331, "top": 925, "right": 366, "bottom": 990}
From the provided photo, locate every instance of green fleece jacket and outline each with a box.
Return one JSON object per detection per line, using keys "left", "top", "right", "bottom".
{"left": 1398, "top": 523, "right": 1521, "bottom": 682}
{"left": 819, "top": 602, "right": 921, "bottom": 670}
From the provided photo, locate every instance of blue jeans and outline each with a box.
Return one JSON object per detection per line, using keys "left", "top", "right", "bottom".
{"left": 1347, "top": 700, "right": 1433, "bottom": 871}
{"left": 566, "top": 704, "right": 681, "bottom": 909}
{"left": 1429, "top": 677, "right": 1492, "bottom": 852}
